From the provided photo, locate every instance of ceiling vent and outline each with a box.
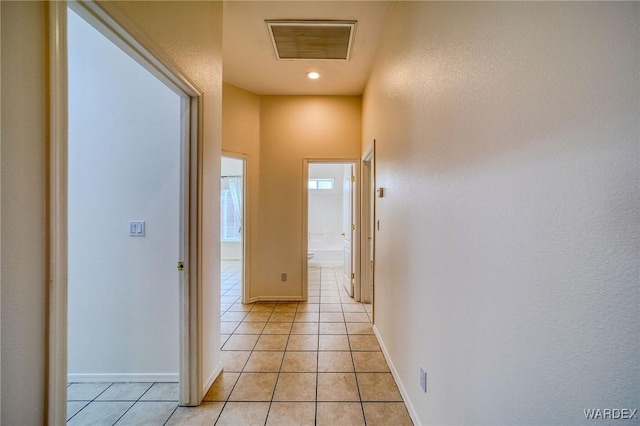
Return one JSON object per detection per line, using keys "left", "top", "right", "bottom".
{"left": 266, "top": 20, "right": 357, "bottom": 61}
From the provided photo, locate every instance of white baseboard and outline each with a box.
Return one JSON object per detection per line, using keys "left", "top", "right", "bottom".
{"left": 68, "top": 373, "right": 178, "bottom": 383}
{"left": 250, "top": 296, "right": 305, "bottom": 302}
{"left": 373, "top": 324, "right": 421, "bottom": 426}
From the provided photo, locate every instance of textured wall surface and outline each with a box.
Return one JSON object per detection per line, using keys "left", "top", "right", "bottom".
{"left": 222, "top": 90, "right": 361, "bottom": 300}
{"left": 363, "top": 2, "right": 639, "bottom": 424}
{"left": 257, "top": 96, "right": 361, "bottom": 299}
{"left": 222, "top": 83, "right": 261, "bottom": 294}
{"left": 1, "top": 2, "right": 48, "bottom": 424}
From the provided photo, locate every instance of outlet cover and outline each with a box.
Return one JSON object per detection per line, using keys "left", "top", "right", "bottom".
{"left": 420, "top": 367, "right": 427, "bottom": 393}
{"left": 281, "top": 273, "right": 287, "bottom": 281}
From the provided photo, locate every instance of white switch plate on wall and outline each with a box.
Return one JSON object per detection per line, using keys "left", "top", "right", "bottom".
{"left": 420, "top": 366, "right": 427, "bottom": 393}
{"left": 129, "top": 220, "right": 145, "bottom": 237}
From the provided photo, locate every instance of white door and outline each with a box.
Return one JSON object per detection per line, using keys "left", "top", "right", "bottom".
{"left": 342, "top": 164, "right": 354, "bottom": 296}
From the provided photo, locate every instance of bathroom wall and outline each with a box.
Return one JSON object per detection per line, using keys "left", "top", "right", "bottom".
{"left": 308, "top": 163, "right": 346, "bottom": 267}
{"left": 308, "top": 163, "right": 344, "bottom": 252}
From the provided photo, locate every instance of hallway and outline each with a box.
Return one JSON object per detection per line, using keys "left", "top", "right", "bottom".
{"left": 211, "top": 263, "right": 412, "bottom": 425}
{"left": 65, "top": 264, "right": 412, "bottom": 425}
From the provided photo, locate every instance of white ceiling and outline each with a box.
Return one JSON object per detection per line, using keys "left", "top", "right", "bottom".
{"left": 223, "top": 1, "right": 393, "bottom": 96}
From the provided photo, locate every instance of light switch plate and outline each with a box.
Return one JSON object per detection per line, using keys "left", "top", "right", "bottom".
{"left": 420, "top": 366, "right": 427, "bottom": 393}
{"left": 129, "top": 220, "right": 145, "bottom": 237}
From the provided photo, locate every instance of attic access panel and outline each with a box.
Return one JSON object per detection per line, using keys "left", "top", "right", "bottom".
{"left": 266, "top": 20, "right": 357, "bottom": 61}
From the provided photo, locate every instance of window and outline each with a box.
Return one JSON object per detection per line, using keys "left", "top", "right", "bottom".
{"left": 221, "top": 176, "right": 242, "bottom": 241}
{"left": 308, "top": 178, "right": 334, "bottom": 190}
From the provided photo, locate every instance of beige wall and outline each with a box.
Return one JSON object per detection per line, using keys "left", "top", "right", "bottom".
{"left": 1, "top": 2, "right": 48, "bottom": 424}
{"left": 363, "top": 2, "right": 639, "bottom": 424}
{"left": 0, "top": 1, "right": 223, "bottom": 422}
{"left": 223, "top": 83, "right": 261, "bottom": 155}
{"left": 257, "top": 96, "right": 361, "bottom": 299}
{"left": 222, "top": 83, "right": 260, "bottom": 297}
{"left": 223, "top": 95, "right": 361, "bottom": 300}
{"left": 223, "top": 91, "right": 361, "bottom": 299}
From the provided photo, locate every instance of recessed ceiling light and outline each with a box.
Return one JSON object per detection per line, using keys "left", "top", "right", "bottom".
{"left": 306, "top": 71, "right": 320, "bottom": 80}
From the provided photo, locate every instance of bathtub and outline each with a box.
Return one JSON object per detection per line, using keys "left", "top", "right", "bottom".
{"left": 308, "top": 248, "right": 343, "bottom": 267}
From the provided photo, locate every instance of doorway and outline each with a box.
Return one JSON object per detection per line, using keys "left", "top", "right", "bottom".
{"left": 220, "top": 155, "right": 246, "bottom": 308}
{"left": 66, "top": 0, "right": 181, "bottom": 406}
{"left": 305, "top": 161, "right": 359, "bottom": 300}
{"left": 360, "top": 148, "right": 375, "bottom": 314}
{"left": 49, "top": 2, "right": 203, "bottom": 422}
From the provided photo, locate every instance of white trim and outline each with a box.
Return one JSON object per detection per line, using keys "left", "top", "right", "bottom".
{"left": 360, "top": 143, "right": 376, "bottom": 316}
{"left": 250, "top": 296, "right": 305, "bottom": 302}
{"left": 68, "top": 373, "right": 179, "bottom": 383}
{"left": 360, "top": 152, "right": 371, "bottom": 303}
{"left": 48, "top": 3, "right": 69, "bottom": 425}
{"left": 373, "top": 324, "right": 420, "bottom": 426}
{"left": 185, "top": 93, "right": 203, "bottom": 407}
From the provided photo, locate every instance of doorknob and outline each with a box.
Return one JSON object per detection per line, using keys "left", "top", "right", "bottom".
{"left": 340, "top": 232, "right": 346, "bottom": 236}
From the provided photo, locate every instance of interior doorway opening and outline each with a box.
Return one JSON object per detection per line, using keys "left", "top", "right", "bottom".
{"left": 220, "top": 156, "right": 245, "bottom": 308}
{"left": 49, "top": 1, "right": 204, "bottom": 421}
{"left": 305, "top": 161, "right": 357, "bottom": 299}
{"left": 360, "top": 148, "right": 375, "bottom": 309}
{"left": 66, "top": 3, "right": 184, "bottom": 417}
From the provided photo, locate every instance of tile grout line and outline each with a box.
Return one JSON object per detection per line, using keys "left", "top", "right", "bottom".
{"left": 263, "top": 301, "right": 295, "bottom": 425}
{"left": 314, "top": 266, "right": 323, "bottom": 426}
{"left": 66, "top": 382, "right": 115, "bottom": 423}
{"left": 214, "top": 299, "right": 263, "bottom": 426}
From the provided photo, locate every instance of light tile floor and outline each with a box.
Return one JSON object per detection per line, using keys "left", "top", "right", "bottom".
{"left": 67, "top": 262, "right": 412, "bottom": 425}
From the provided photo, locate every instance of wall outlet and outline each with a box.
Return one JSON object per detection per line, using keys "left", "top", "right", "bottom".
{"left": 420, "top": 366, "right": 427, "bottom": 393}
{"left": 281, "top": 273, "right": 287, "bottom": 281}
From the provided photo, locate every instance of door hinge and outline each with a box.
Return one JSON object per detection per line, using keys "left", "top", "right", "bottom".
{"left": 351, "top": 272, "right": 355, "bottom": 280}
{"left": 177, "top": 261, "right": 185, "bottom": 272}
{"left": 351, "top": 224, "right": 355, "bottom": 231}
{"left": 351, "top": 175, "right": 355, "bottom": 182}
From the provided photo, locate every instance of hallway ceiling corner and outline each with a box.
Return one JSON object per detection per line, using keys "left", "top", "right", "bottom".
{"left": 223, "top": 1, "right": 393, "bottom": 96}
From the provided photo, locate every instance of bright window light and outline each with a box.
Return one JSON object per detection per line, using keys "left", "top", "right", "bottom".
{"left": 308, "top": 178, "right": 334, "bottom": 190}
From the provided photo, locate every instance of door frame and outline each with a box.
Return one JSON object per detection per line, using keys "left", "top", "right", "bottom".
{"left": 360, "top": 144, "right": 376, "bottom": 315}
{"left": 48, "top": 2, "right": 204, "bottom": 423}
{"left": 302, "top": 159, "right": 360, "bottom": 301}
{"left": 221, "top": 152, "right": 251, "bottom": 304}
